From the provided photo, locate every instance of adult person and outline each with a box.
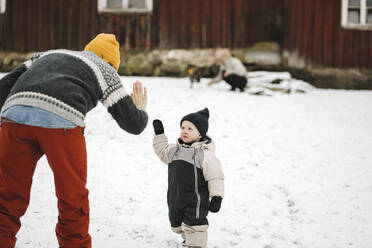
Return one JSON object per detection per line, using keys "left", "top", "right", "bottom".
{"left": 0, "top": 33, "right": 148, "bottom": 248}
{"left": 207, "top": 48, "right": 248, "bottom": 92}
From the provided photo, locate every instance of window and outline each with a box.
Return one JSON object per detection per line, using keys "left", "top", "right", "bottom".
{"left": 342, "top": 0, "right": 372, "bottom": 29}
{"left": 367, "top": 0, "right": 372, "bottom": 23}
{"left": 0, "top": 0, "right": 6, "bottom": 14}
{"left": 98, "top": 0, "right": 152, "bottom": 13}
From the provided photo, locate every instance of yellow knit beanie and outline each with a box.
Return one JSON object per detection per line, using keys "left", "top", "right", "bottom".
{"left": 84, "top": 33, "right": 120, "bottom": 71}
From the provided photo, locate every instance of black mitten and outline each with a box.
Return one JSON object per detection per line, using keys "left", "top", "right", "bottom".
{"left": 153, "top": 119, "right": 164, "bottom": 135}
{"left": 209, "top": 196, "right": 222, "bottom": 213}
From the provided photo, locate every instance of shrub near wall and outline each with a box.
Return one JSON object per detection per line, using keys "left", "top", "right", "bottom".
{"left": 0, "top": 52, "right": 32, "bottom": 72}
{"left": 0, "top": 49, "right": 371, "bottom": 90}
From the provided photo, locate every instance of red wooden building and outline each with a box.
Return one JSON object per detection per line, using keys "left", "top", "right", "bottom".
{"left": 284, "top": 0, "right": 372, "bottom": 69}
{"left": 0, "top": 0, "right": 371, "bottom": 70}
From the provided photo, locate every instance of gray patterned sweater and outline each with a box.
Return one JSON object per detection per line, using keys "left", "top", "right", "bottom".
{"left": 0, "top": 49, "right": 148, "bottom": 134}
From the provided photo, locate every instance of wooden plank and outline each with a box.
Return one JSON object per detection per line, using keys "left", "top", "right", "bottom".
{"left": 50, "top": 0, "right": 56, "bottom": 49}
{"left": 169, "top": 0, "right": 179, "bottom": 47}
{"left": 237, "top": 0, "right": 244, "bottom": 47}
{"left": 130, "top": 15, "right": 136, "bottom": 50}
{"left": 232, "top": 0, "right": 243, "bottom": 47}
{"left": 139, "top": 15, "right": 144, "bottom": 49}
{"left": 295, "top": 0, "right": 304, "bottom": 57}
{"left": 330, "top": 0, "right": 340, "bottom": 67}
{"left": 56, "top": 0, "right": 66, "bottom": 49}
{"left": 159, "top": 0, "right": 169, "bottom": 48}
{"left": 282, "top": 0, "right": 289, "bottom": 50}
{"left": 325, "top": 0, "right": 335, "bottom": 66}
{"left": 276, "top": 0, "right": 286, "bottom": 48}
{"left": 289, "top": 0, "right": 297, "bottom": 52}
{"left": 360, "top": 30, "right": 368, "bottom": 69}
{"left": 349, "top": 30, "right": 356, "bottom": 68}
{"left": 302, "top": 0, "right": 313, "bottom": 66}
{"left": 353, "top": 30, "right": 362, "bottom": 68}
{"left": 86, "top": 0, "right": 94, "bottom": 43}
{"left": 191, "top": 0, "right": 201, "bottom": 48}
{"left": 125, "top": 16, "right": 131, "bottom": 50}
{"left": 336, "top": 6, "right": 345, "bottom": 68}
{"left": 0, "top": 15, "right": 3, "bottom": 49}
{"left": 68, "top": 0, "right": 76, "bottom": 50}
{"left": 283, "top": 0, "right": 290, "bottom": 50}
{"left": 217, "top": 0, "right": 223, "bottom": 47}
{"left": 344, "top": 29, "right": 353, "bottom": 68}
{"left": 25, "top": 0, "right": 34, "bottom": 51}
{"left": 369, "top": 33, "right": 372, "bottom": 68}
{"left": 177, "top": 0, "right": 187, "bottom": 48}
{"left": 332, "top": 0, "right": 343, "bottom": 68}
{"left": 35, "top": 0, "right": 44, "bottom": 51}
{"left": 150, "top": 0, "right": 160, "bottom": 48}
{"left": 221, "top": 0, "right": 228, "bottom": 47}
{"left": 321, "top": 0, "right": 329, "bottom": 66}
{"left": 10, "top": 0, "right": 17, "bottom": 50}
{"left": 201, "top": 0, "right": 210, "bottom": 47}
{"left": 3, "top": 0, "right": 9, "bottom": 50}
{"left": 239, "top": 0, "right": 247, "bottom": 47}
{"left": 45, "top": 0, "right": 52, "bottom": 50}
{"left": 225, "top": 0, "right": 232, "bottom": 47}
{"left": 78, "top": 0, "right": 87, "bottom": 50}
{"left": 134, "top": 15, "right": 140, "bottom": 50}
{"left": 14, "top": 0, "right": 24, "bottom": 51}
{"left": 183, "top": 0, "right": 191, "bottom": 48}
{"left": 206, "top": 0, "right": 215, "bottom": 48}
{"left": 210, "top": 0, "right": 220, "bottom": 47}
{"left": 145, "top": 14, "right": 151, "bottom": 50}
{"left": 142, "top": 14, "right": 149, "bottom": 50}
{"left": 309, "top": 0, "right": 319, "bottom": 65}
{"left": 252, "top": 0, "right": 265, "bottom": 44}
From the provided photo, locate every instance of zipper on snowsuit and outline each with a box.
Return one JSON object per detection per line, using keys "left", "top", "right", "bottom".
{"left": 192, "top": 148, "right": 201, "bottom": 218}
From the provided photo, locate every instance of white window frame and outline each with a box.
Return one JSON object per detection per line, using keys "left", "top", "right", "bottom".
{"left": 342, "top": 0, "right": 372, "bottom": 29}
{"left": 98, "top": 0, "right": 153, "bottom": 13}
{"left": 0, "top": 0, "right": 6, "bottom": 14}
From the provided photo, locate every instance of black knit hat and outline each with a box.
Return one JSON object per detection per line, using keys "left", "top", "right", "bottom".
{"left": 180, "top": 108, "right": 209, "bottom": 138}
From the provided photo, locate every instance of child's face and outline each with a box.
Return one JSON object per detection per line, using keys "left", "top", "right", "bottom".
{"left": 180, "top": 120, "right": 201, "bottom": 143}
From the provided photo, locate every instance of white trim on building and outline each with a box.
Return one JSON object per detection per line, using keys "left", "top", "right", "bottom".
{"left": 342, "top": 0, "right": 372, "bottom": 29}
{"left": 98, "top": 0, "right": 153, "bottom": 13}
{"left": 0, "top": 0, "right": 6, "bottom": 14}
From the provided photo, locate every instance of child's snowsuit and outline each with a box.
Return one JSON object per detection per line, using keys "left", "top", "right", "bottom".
{"left": 153, "top": 134, "right": 224, "bottom": 247}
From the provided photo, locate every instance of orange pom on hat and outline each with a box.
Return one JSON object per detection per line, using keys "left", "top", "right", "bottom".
{"left": 84, "top": 33, "right": 120, "bottom": 70}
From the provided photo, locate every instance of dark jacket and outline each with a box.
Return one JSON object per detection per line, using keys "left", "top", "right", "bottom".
{"left": 0, "top": 50, "right": 148, "bottom": 134}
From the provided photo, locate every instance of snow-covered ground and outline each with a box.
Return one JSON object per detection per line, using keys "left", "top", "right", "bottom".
{"left": 2, "top": 74, "right": 372, "bottom": 248}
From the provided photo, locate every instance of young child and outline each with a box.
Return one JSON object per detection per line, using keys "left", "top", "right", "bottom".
{"left": 152, "top": 108, "right": 224, "bottom": 248}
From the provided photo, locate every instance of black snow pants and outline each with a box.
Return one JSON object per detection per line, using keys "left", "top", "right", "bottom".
{"left": 223, "top": 72, "right": 247, "bottom": 91}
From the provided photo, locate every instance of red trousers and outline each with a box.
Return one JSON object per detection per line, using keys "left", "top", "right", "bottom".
{"left": 0, "top": 122, "right": 91, "bottom": 248}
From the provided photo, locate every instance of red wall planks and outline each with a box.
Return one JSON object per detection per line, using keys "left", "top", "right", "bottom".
{"left": 1, "top": 0, "right": 371, "bottom": 69}
{"left": 284, "top": 0, "right": 372, "bottom": 69}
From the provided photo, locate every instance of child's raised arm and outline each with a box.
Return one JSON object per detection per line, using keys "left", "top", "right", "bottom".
{"left": 152, "top": 119, "right": 172, "bottom": 165}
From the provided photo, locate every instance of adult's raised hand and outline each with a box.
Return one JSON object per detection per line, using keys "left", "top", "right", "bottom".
{"left": 131, "top": 81, "right": 147, "bottom": 109}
